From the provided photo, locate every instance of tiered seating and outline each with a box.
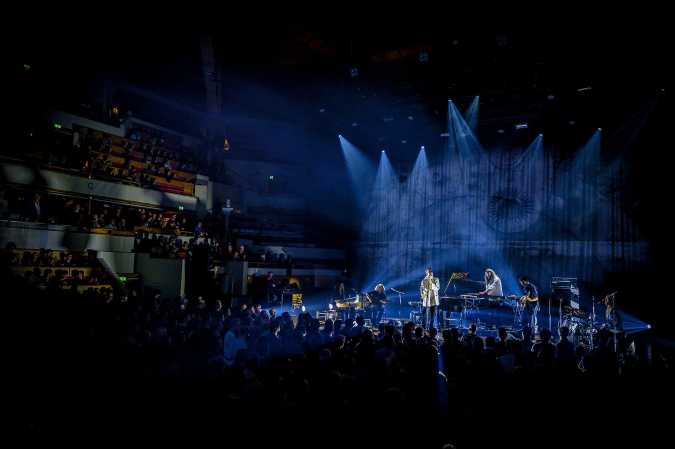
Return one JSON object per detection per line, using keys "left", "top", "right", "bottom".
{"left": 80, "top": 126, "right": 198, "bottom": 196}
{"left": 8, "top": 248, "right": 112, "bottom": 292}
{"left": 2, "top": 186, "right": 195, "bottom": 237}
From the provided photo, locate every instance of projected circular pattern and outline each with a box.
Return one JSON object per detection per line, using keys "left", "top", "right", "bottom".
{"left": 486, "top": 189, "right": 538, "bottom": 233}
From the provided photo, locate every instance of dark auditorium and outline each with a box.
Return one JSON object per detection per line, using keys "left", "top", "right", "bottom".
{"left": 6, "top": 15, "right": 672, "bottom": 448}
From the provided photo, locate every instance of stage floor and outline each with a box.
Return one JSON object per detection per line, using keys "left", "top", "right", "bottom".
{"left": 265, "top": 289, "right": 651, "bottom": 339}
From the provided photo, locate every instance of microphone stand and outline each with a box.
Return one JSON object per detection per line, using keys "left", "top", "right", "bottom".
{"left": 390, "top": 288, "right": 405, "bottom": 319}
{"left": 443, "top": 278, "right": 452, "bottom": 295}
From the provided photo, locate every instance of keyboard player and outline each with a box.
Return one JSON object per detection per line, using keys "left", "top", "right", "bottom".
{"left": 478, "top": 268, "right": 503, "bottom": 297}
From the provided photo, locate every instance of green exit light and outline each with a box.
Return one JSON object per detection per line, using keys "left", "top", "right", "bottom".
{"left": 53, "top": 122, "right": 62, "bottom": 129}
{"left": 119, "top": 276, "right": 127, "bottom": 282}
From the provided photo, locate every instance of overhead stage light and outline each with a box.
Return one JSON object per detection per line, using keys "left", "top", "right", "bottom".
{"left": 515, "top": 123, "right": 528, "bottom": 130}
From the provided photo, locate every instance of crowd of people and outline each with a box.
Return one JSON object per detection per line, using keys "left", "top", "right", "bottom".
{"left": 1, "top": 188, "right": 194, "bottom": 234}
{"left": 35, "top": 124, "right": 198, "bottom": 193}
{"left": 133, "top": 232, "right": 250, "bottom": 262}
{"left": 8, "top": 246, "right": 90, "bottom": 267}
{"left": 74, "top": 125, "right": 197, "bottom": 186}
{"left": 6, "top": 248, "right": 671, "bottom": 445}
{"left": 3, "top": 243, "right": 110, "bottom": 289}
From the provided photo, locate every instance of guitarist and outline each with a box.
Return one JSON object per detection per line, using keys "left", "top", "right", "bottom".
{"left": 369, "top": 283, "right": 388, "bottom": 325}
{"left": 518, "top": 276, "right": 540, "bottom": 332}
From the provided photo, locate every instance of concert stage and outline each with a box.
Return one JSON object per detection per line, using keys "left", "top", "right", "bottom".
{"left": 270, "top": 288, "right": 651, "bottom": 343}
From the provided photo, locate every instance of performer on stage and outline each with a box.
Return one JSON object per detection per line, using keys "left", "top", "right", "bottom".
{"left": 518, "top": 276, "right": 539, "bottom": 331}
{"left": 369, "top": 283, "right": 387, "bottom": 325}
{"left": 420, "top": 267, "right": 440, "bottom": 330}
{"left": 602, "top": 291, "right": 623, "bottom": 331}
{"left": 479, "top": 268, "right": 503, "bottom": 297}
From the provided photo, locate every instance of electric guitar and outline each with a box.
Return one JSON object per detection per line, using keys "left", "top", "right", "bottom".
{"left": 507, "top": 294, "right": 539, "bottom": 305}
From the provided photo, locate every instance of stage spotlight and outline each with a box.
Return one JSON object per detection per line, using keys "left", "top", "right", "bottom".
{"left": 597, "top": 128, "right": 602, "bottom": 131}
{"left": 381, "top": 150, "right": 386, "bottom": 153}
{"left": 515, "top": 123, "right": 528, "bottom": 130}
{"left": 547, "top": 94, "right": 555, "bottom": 100}
{"left": 497, "top": 129, "right": 505, "bottom": 134}
{"left": 539, "top": 133, "right": 543, "bottom": 136}
{"left": 568, "top": 121, "right": 576, "bottom": 126}
{"left": 421, "top": 145, "right": 425, "bottom": 150}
